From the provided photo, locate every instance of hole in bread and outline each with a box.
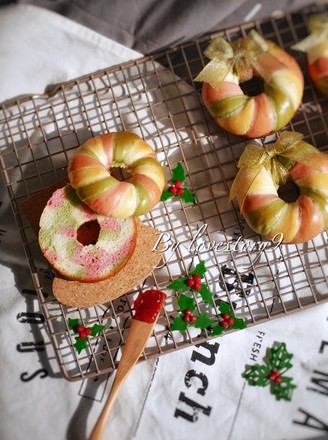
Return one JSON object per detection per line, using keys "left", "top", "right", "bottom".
{"left": 278, "top": 179, "right": 300, "bottom": 203}
{"left": 240, "top": 76, "right": 264, "bottom": 96}
{"left": 77, "top": 220, "right": 100, "bottom": 246}
{"left": 110, "top": 167, "right": 132, "bottom": 182}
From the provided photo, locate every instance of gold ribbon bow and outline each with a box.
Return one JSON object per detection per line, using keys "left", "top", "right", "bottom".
{"left": 229, "top": 131, "right": 318, "bottom": 207}
{"left": 194, "top": 30, "right": 282, "bottom": 89}
{"left": 292, "top": 14, "right": 328, "bottom": 64}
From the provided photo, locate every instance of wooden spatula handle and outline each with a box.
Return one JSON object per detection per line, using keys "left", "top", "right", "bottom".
{"left": 89, "top": 319, "right": 154, "bottom": 440}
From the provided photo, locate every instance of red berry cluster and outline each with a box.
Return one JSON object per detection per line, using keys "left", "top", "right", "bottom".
{"left": 169, "top": 180, "right": 184, "bottom": 195}
{"left": 220, "top": 313, "right": 235, "bottom": 327}
{"left": 268, "top": 369, "right": 282, "bottom": 384}
{"left": 185, "top": 274, "right": 202, "bottom": 290}
{"left": 76, "top": 324, "right": 92, "bottom": 340}
{"left": 183, "top": 309, "right": 197, "bottom": 323}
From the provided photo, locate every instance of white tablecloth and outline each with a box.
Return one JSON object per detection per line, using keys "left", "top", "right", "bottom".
{"left": 1, "top": 4, "right": 328, "bottom": 440}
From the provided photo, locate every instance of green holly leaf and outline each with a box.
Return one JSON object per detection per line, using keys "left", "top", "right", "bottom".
{"left": 230, "top": 316, "right": 247, "bottom": 330}
{"left": 243, "top": 365, "right": 271, "bottom": 387}
{"left": 218, "top": 301, "right": 233, "bottom": 315}
{"left": 191, "top": 261, "right": 207, "bottom": 278}
{"left": 74, "top": 337, "right": 88, "bottom": 354}
{"left": 167, "top": 277, "right": 188, "bottom": 292}
{"left": 194, "top": 314, "right": 216, "bottom": 329}
{"left": 267, "top": 342, "right": 293, "bottom": 373}
{"left": 161, "top": 189, "right": 174, "bottom": 201}
{"left": 271, "top": 377, "right": 297, "bottom": 401}
{"left": 178, "top": 294, "right": 196, "bottom": 312}
{"left": 197, "top": 283, "right": 214, "bottom": 305}
{"left": 68, "top": 318, "right": 80, "bottom": 332}
{"left": 171, "top": 316, "right": 189, "bottom": 331}
{"left": 211, "top": 323, "right": 225, "bottom": 336}
{"left": 170, "top": 163, "right": 185, "bottom": 182}
{"left": 90, "top": 323, "right": 105, "bottom": 337}
{"left": 179, "top": 187, "right": 195, "bottom": 204}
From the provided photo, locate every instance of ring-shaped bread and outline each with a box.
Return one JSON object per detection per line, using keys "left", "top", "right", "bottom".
{"left": 292, "top": 14, "right": 328, "bottom": 96}
{"left": 196, "top": 31, "right": 304, "bottom": 138}
{"left": 229, "top": 132, "right": 328, "bottom": 244}
{"left": 68, "top": 132, "right": 165, "bottom": 218}
{"left": 38, "top": 185, "right": 136, "bottom": 281}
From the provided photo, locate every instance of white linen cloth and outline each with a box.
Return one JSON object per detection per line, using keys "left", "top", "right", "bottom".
{"left": 1, "top": 4, "right": 328, "bottom": 440}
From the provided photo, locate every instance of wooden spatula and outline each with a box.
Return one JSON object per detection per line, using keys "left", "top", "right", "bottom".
{"left": 89, "top": 289, "right": 166, "bottom": 440}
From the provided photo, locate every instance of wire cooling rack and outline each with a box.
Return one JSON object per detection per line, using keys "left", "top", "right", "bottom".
{"left": 1, "top": 3, "right": 328, "bottom": 381}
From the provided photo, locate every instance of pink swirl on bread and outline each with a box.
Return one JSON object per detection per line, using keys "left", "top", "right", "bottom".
{"left": 38, "top": 185, "right": 136, "bottom": 282}
{"left": 68, "top": 132, "right": 165, "bottom": 218}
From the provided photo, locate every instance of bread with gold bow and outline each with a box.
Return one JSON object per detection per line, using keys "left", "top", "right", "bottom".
{"left": 195, "top": 31, "right": 304, "bottom": 138}
{"left": 292, "top": 14, "right": 328, "bottom": 96}
{"left": 229, "top": 131, "right": 328, "bottom": 244}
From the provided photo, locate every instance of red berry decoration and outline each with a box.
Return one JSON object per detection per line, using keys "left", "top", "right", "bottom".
{"left": 161, "top": 163, "right": 195, "bottom": 204}
{"left": 220, "top": 320, "right": 229, "bottom": 327}
{"left": 227, "top": 317, "right": 234, "bottom": 325}
{"left": 193, "top": 274, "right": 201, "bottom": 284}
{"left": 275, "top": 376, "right": 283, "bottom": 385}
{"left": 185, "top": 278, "right": 194, "bottom": 287}
{"left": 182, "top": 308, "right": 197, "bottom": 324}
{"left": 222, "top": 314, "right": 230, "bottom": 320}
{"left": 193, "top": 283, "right": 201, "bottom": 291}
{"left": 244, "top": 343, "right": 296, "bottom": 402}
{"left": 68, "top": 318, "right": 105, "bottom": 354}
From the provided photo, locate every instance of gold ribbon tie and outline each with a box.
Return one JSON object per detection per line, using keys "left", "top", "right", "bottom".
{"left": 229, "top": 131, "right": 317, "bottom": 207}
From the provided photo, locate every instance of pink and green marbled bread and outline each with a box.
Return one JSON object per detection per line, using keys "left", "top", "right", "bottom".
{"left": 38, "top": 185, "right": 136, "bottom": 282}
{"left": 198, "top": 31, "right": 304, "bottom": 138}
{"left": 230, "top": 134, "right": 328, "bottom": 244}
{"left": 68, "top": 132, "right": 165, "bottom": 218}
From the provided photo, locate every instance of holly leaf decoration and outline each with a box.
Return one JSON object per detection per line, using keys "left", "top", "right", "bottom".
{"left": 243, "top": 365, "right": 271, "bottom": 387}
{"left": 243, "top": 342, "right": 296, "bottom": 402}
{"left": 68, "top": 318, "right": 105, "bottom": 354}
{"left": 171, "top": 316, "right": 189, "bottom": 331}
{"left": 162, "top": 162, "right": 195, "bottom": 205}
{"left": 68, "top": 317, "right": 80, "bottom": 331}
{"left": 167, "top": 262, "right": 247, "bottom": 336}
{"left": 167, "top": 277, "right": 188, "bottom": 292}
{"left": 170, "top": 163, "right": 185, "bottom": 182}
{"left": 211, "top": 323, "right": 225, "bottom": 336}
{"left": 194, "top": 314, "right": 216, "bottom": 329}
{"left": 74, "top": 337, "right": 88, "bottom": 354}
{"left": 267, "top": 342, "right": 293, "bottom": 373}
{"left": 271, "top": 377, "right": 297, "bottom": 402}
{"left": 179, "top": 187, "right": 195, "bottom": 204}
{"left": 230, "top": 316, "right": 247, "bottom": 331}
{"left": 178, "top": 294, "right": 196, "bottom": 312}
{"left": 218, "top": 301, "right": 233, "bottom": 315}
{"left": 198, "top": 283, "right": 214, "bottom": 305}
{"left": 161, "top": 189, "right": 174, "bottom": 201}
{"left": 191, "top": 260, "right": 207, "bottom": 278}
{"left": 91, "top": 323, "right": 105, "bottom": 337}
